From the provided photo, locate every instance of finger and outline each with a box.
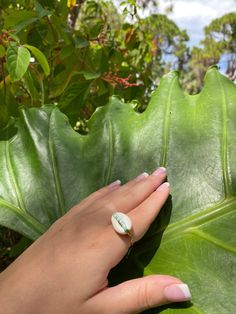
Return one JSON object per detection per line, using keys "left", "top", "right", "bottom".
{"left": 101, "top": 167, "right": 167, "bottom": 214}
{"left": 86, "top": 275, "right": 191, "bottom": 314}
{"left": 82, "top": 172, "right": 150, "bottom": 211}
{"left": 104, "top": 181, "right": 170, "bottom": 267}
{"left": 68, "top": 180, "right": 122, "bottom": 215}
{"left": 70, "top": 172, "right": 149, "bottom": 216}
{"left": 130, "top": 181, "right": 170, "bottom": 241}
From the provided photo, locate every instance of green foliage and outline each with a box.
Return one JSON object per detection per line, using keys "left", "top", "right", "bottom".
{"left": 2, "top": 1, "right": 234, "bottom": 125}
{"left": 0, "top": 1, "right": 235, "bottom": 113}
{"left": 0, "top": 226, "right": 32, "bottom": 271}
{"left": 7, "top": 44, "right": 31, "bottom": 81}
{"left": 204, "top": 13, "right": 236, "bottom": 79}
{"left": 184, "top": 12, "right": 236, "bottom": 94}
{"left": 0, "top": 67, "right": 236, "bottom": 313}
{"left": 23, "top": 44, "right": 50, "bottom": 76}
{"left": 0, "top": 0, "right": 189, "bottom": 128}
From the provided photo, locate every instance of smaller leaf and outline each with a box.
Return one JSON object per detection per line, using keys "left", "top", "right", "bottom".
{"left": 74, "top": 36, "right": 90, "bottom": 49}
{"left": 9, "top": 236, "right": 32, "bottom": 258}
{"left": 58, "top": 80, "right": 91, "bottom": 111}
{"left": 80, "top": 71, "right": 100, "bottom": 80}
{"left": 24, "top": 45, "right": 50, "bottom": 77}
{"left": 3, "top": 9, "right": 37, "bottom": 32}
{"left": 7, "top": 44, "right": 30, "bottom": 81}
{"left": 35, "top": 2, "right": 52, "bottom": 18}
{"left": 23, "top": 70, "right": 40, "bottom": 105}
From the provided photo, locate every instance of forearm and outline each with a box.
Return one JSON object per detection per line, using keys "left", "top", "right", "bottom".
{"left": 0, "top": 268, "right": 31, "bottom": 314}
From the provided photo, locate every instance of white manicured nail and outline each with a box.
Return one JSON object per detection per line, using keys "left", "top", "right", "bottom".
{"left": 156, "top": 182, "right": 170, "bottom": 191}
{"left": 135, "top": 172, "right": 149, "bottom": 182}
{"left": 152, "top": 167, "right": 166, "bottom": 176}
{"left": 164, "top": 283, "right": 191, "bottom": 302}
{"left": 108, "top": 180, "right": 121, "bottom": 190}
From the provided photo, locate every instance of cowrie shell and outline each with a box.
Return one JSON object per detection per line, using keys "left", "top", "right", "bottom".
{"left": 111, "top": 212, "right": 132, "bottom": 235}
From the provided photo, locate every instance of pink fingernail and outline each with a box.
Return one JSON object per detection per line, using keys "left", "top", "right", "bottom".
{"left": 156, "top": 182, "right": 170, "bottom": 191}
{"left": 108, "top": 180, "right": 121, "bottom": 191}
{"left": 135, "top": 172, "right": 149, "bottom": 182}
{"left": 152, "top": 167, "right": 166, "bottom": 176}
{"left": 164, "top": 283, "right": 191, "bottom": 302}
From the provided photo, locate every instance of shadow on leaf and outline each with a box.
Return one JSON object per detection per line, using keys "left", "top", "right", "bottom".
{"left": 0, "top": 123, "right": 17, "bottom": 141}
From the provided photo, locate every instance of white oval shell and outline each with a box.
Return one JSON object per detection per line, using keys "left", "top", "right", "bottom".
{"left": 111, "top": 212, "right": 132, "bottom": 235}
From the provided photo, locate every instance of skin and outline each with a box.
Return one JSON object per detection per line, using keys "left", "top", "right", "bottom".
{"left": 0, "top": 168, "right": 188, "bottom": 314}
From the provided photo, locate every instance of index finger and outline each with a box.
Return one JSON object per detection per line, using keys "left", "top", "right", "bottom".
{"left": 100, "top": 167, "right": 167, "bottom": 215}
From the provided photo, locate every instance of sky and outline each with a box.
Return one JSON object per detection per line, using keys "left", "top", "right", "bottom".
{"left": 158, "top": 0, "right": 236, "bottom": 47}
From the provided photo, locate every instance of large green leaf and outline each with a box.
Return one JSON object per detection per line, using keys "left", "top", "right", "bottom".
{"left": 23, "top": 45, "right": 50, "bottom": 77}
{"left": 7, "top": 45, "right": 31, "bottom": 82}
{"left": 0, "top": 67, "right": 235, "bottom": 313}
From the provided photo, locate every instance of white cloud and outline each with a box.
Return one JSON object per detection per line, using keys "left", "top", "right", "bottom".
{"left": 161, "top": 0, "right": 235, "bottom": 19}
{"left": 159, "top": 0, "right": 236, "bottom": 46}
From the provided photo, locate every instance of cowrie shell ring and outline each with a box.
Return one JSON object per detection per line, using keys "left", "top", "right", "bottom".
{"left": 111, "top": 212, "right": 134, "bottom": 245}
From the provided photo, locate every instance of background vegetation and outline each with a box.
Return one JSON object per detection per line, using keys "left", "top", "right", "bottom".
{"left": 0, "top": 0, "right": 235, "bottom": 269}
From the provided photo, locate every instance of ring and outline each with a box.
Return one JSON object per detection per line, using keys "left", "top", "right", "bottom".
{"left": 111, "top": 212, "right": 134, "bottom": 245}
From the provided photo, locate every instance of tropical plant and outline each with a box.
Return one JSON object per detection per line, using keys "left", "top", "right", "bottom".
{"left": 0, "top": 66, "right": 235, "bottom": 313}
{"left": 0, "top": 0, "right": 188, "bottom": 128}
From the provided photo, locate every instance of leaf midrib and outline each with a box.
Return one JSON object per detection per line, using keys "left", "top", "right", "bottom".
{"left": 216, "top": 71, "right": 230, "bottom": 196}
{"left": 136, "top": 198, "right": 236, "bottom": 254}
{"left": 104, "top": 118, "right": 114, "bottom": 185}
{"left": 160, "top": 76, "right": 177, "bottom": 167}
{"left": 5, "top": 141, "right": 26, "bottom": 212}
{"left": 162, "top": 197, "right": 236, "bottom": 244}
{"left": 190, "top": 229, "right": 236, "bottom": 254}
{"left": 0, "top": 197, "right": 46, "bottom": 236}
{"left": 48, "top": 112, "right": 66, "bottom": 216}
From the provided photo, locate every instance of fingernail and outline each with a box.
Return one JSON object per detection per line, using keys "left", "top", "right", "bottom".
{"left": 152, "top": 167, "right": 166, "bottom": 176}
{"left": 156, "top": 182, "right": 170, "bottom": 191}
{"left": 164, "top": 283, "right": 191, "bottom": 302}
{"left": 135, "top": 172, "right": 149, "bottom": 182}
{"left": 108, "top": 180, "right": 121, "bottom": 191}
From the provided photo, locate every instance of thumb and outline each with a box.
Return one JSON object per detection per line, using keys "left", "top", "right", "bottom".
{"left": 88, "top": 275, "right": 191, "bottom": 314}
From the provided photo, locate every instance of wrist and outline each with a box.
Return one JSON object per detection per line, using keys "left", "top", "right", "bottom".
{"left": 0, "top": 262, "right": 42, "bottom": 314}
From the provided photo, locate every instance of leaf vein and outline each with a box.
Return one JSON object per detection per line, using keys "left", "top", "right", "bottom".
{"left": 163, "top": 198, "right": 236, "bottom": 242}
{"left": 48, "top": 112, "right": 66, "bottom": 216}
{"left": 160, "top": 76, "right": 177, "bottom": 166}
{"left": 190, "top": 229, "right": 236, "bottom": 254}
{"left": 104, "top": 119, "right": 114, "bottom": 185}
{"left": 5, "top": 141, "right": 26, "bottom": 212}
{"left": 216, "top": 71, "right": 230, "bottom": 196}
{"left": 0, "top": 197, "right": 46, "bottom": 237}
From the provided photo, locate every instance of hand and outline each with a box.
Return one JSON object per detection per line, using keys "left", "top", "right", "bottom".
{"left": 0, "top": 168, "right": 191, "bottom": 314}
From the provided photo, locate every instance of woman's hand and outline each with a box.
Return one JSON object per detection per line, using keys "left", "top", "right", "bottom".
{"left": 0, "top": 168, "right": 191, "bottom": 314}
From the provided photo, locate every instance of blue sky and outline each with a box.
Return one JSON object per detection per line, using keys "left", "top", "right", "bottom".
{"left": 159, "top": 0, "right": 236, "bottom": 47}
